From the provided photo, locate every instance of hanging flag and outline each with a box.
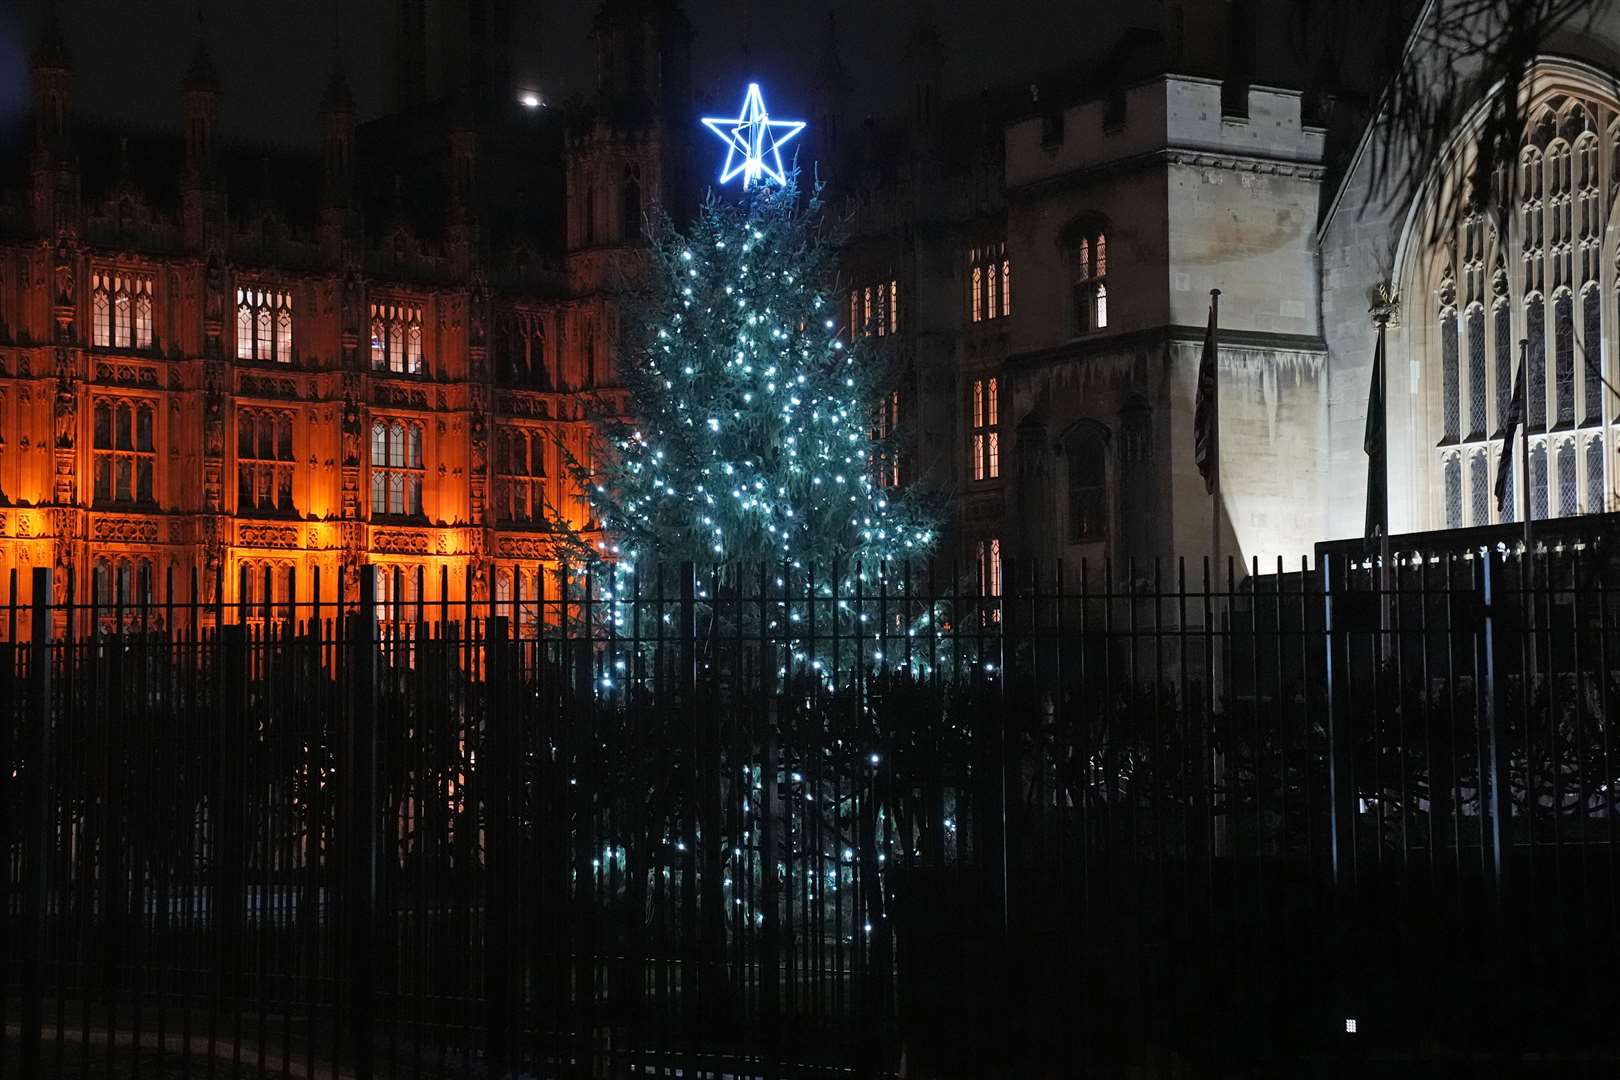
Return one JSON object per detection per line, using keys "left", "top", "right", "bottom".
{"left": 1363, "top": 324, "right": 1388, "bottom": 541}
{"left": 1193, "top": 295, "right": 1219, "bottom": 494}
{"left": 1495, "top": 345, "right": 1526, "bottom": 515}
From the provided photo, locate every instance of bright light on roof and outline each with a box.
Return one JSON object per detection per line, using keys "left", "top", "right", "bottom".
{"left": 519, "top": 91, "right": 542, "bottom": 109}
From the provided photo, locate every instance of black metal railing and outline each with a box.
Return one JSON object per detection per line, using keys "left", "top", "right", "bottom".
{"left": 4, "top": 550, "right": 1620, "bottom": 1077}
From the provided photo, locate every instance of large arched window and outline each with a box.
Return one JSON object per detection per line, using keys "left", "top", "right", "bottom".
{"left": 1421, "top": 85, "right": 1616, "bottom": 529}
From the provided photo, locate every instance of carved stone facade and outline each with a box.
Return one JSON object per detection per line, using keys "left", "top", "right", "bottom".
{"left": 0, "top": 5, "right": 693, "bottom": 612}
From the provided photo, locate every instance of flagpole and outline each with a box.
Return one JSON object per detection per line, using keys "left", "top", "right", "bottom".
{"left": 1207, "top": 288, "right": 1224, "bottom": 858}
{"left": 1210, "top": 289, "right": 1222, "bottom": 573}
{"left": 1374, "top": 308, "right": 1392, "bottom": 639}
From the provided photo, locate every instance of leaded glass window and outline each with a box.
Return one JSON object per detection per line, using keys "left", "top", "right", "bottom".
{"left": 1467, "top": 306, "right": 1487, "bottom": 438}
{"left": 1443, "top": 453, "right": 1462, "bottom": 528}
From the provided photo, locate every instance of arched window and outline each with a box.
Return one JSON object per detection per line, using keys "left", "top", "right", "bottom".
{"left": 495, "top": 570, "right": 514, "bottom": 620}
{"left": 1069, "top": 224, "right": 1109, "bottom": 332}
{"left": 1583, "top": 285, "right": 1602, "bottom": 423}
{"left": 1469, "top": 449, "right": 1489, "bottom": 525}
{"left": 92, "top": 274, "right": 111, "bottom": 347}
{"left": 1554, "top": 291, "right": 1574, "bottom": 425}
{"left": 93, "top": 557, "right": 112, "bottom": 606}
{"left": 1586, "top": 435, "right": 1606, "bottom": 513}
{"left": 237, "top": 286, "right": 294, "bottom": 363}
{"left": 1440, "top": 305, "right": 1460, "bottom": 440}
{"left": 1527, "top": 296, "right": 1546, "bottom": 429}
{"left": 1557, "top": 437, "right": 1577, "bottom": 516}
{"left": 1065, "top": 426, "right": 1107, "bottom": 543}
{"left": 370, "top": 418, "right": 425, "bottom": 517}
{"left": 1530, "top": 441, "right": 1549, "bottom": 520}
{"left": 1443, "top": 452, "right": 1462, "bottom": 528}
{"left": 92, "top": 398, "right": 155, "bottom": 506}
{"left": 1494, "top": 301, "right": 1513, "bottom": 423}
{"left": 1467, "top": 305, "right": 1487, "bottom": 438}
{"left": 369, "top": 301, "right": 425, "bottom": 375}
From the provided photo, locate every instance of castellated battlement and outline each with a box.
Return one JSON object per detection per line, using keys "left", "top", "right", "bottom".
{"left": 1007, "top": 76, "right": 1326, "bottom": 192}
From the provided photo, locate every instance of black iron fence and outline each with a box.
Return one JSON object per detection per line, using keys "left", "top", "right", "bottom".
{"left": 3, "top": 551, "right": 1620, "bottom": 1078}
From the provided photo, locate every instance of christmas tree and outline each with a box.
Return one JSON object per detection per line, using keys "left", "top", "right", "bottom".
{"left": 560, "top": 177, "right": 939, "bottom": 615}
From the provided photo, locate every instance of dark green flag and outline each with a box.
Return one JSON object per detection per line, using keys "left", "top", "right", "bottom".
{"left": 1364, "top": 325, "right": 1387, "bottom": 541}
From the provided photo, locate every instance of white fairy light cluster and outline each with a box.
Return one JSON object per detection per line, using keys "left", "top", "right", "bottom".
{"left": 563, "top": 178, "right": 940, "bottom": 665}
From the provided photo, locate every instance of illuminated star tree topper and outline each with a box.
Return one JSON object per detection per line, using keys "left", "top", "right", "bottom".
{"left": 702, "top": 83, "right": 806, "bottom": 188}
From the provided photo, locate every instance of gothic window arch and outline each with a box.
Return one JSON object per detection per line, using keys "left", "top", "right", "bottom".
{"left": 92, "top": 271, "right": 154, "bottom": 350}
{"left": 92, "top": 398, "right": 156, "bottom": 506}
{"left": 1420, "top": 83, "right": 1617, "bottom": 529}
{"left": 237, "top": 408, "right": 296, "bottom": 515}
{"left": 1442, "top": 451, "right": 1463, "bottom": 528}
{"left": 370, "top": 300, "right": 424, "bottom": 375}
{"left": 1067, "top": 221, "right": 1109, "bottom": 333}
{"left": 370, "top": 418, "right": 424, "bottom": 517}
{"left": 236, "top": 285, "right": 294, "bottom": 363}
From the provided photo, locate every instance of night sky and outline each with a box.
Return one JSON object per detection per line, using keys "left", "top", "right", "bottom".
{"left": 0, "top": 1, "right": 1131, "bottom": 150}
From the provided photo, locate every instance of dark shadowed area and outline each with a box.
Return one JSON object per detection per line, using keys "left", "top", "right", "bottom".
{"left": 2, "top": 1, "right": 1148, "bottom": 149}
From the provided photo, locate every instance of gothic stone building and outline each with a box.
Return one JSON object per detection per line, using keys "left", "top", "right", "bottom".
{"left": 0, "top": 3, "right": 693, "bottom": 618}
{"left": 4, "top": 0, "right": 1615, "bottom": 620}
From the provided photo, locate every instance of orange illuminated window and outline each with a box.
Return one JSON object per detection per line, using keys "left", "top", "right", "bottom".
{"left": 237, "top": 408, "right": 296, "bottom": 515}
{"left": 495, "top": 426, "right": 550, "bottom": 524}
{"left": 370, "top": 418, "right": 425, "bottom": 517}
{"left": 850, "top": 278, "right": 900, "bottom": 337}
{"left": 970, "top": 376, "right": 1000, "bottom": 481}
{"left": 92, "top": 271, "right": 154, "bottom": 350}
{"left": 871, "top": 389, "right": 902, "bottom": 489}
{"left": 1072, "top": 228, "right": 1108, "bottom": 332}
{"left": 237, "top": 285, "right": 294, "bottom": 362}
{"left": 968, "top": 243, "right": 1010, "bottom": 323}
{"left": 370, "top": 301, "right": 425, "bottom": 375}
{"left": 976, "top": 537, "right": 1003, "bottom": 598}
{"left": 92, "top": 398, "right": 156, "bottom": 506}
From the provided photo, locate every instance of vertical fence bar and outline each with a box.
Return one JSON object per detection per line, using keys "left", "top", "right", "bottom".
{"left": 18, "top": 568, "right": 52, "bottom": 1080}
{"left": 348, "top": 566, "right": 378, "bottom": 1080}
{"left": 485, "top": 612, "right": 512, "bottom": 1078}
{"left": 1480, "top": 554, "right": 1509, "bottom": 903}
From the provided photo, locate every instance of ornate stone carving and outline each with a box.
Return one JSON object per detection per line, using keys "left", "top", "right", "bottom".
{"left": 92, "top": 516, "right": 160, "bottom": 543}
{"left": 373, "top": 530, "right": 430, "bottom": 554}
{"left": 240, "top": 374, "right": 298, "bottom": 399}
{"left": 239, "top": 523, "right": 300, "bottom": 549}
{"left": 373, "top": 383, "right": 430, "bottom": 409}
{"left": 496, "top": 391, "right": 555, "bottom": 419}
{"left": 495, "top": 535, "right": 555, "bottom": 560}
{"left": 95, "top": 362, "right": 160, "bottom": 387}
{"left": 201, "top": 517, "right": 225, "bottom": 604}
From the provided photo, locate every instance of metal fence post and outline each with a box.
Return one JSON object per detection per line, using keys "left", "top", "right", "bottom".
{"left": 678, "top": 562, "right": 699, "bottom": 1062}
{"left": 18, "top": 567, "right": 52, "bottom": 1080}
{"left": 215, "top": 622, "right": 248, "bottom": 1018}
{"left": 1479, "top": 554, "right": 1509, "bottom": 902}
{"left": 348, "top": 566, "right": 378, "bottom": 1080}
{"left": 484, "top": 613, "right": 512, "bottom": 1078}
{"left": 1321, "top": 553, "right": 1354, "bottom": 890}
